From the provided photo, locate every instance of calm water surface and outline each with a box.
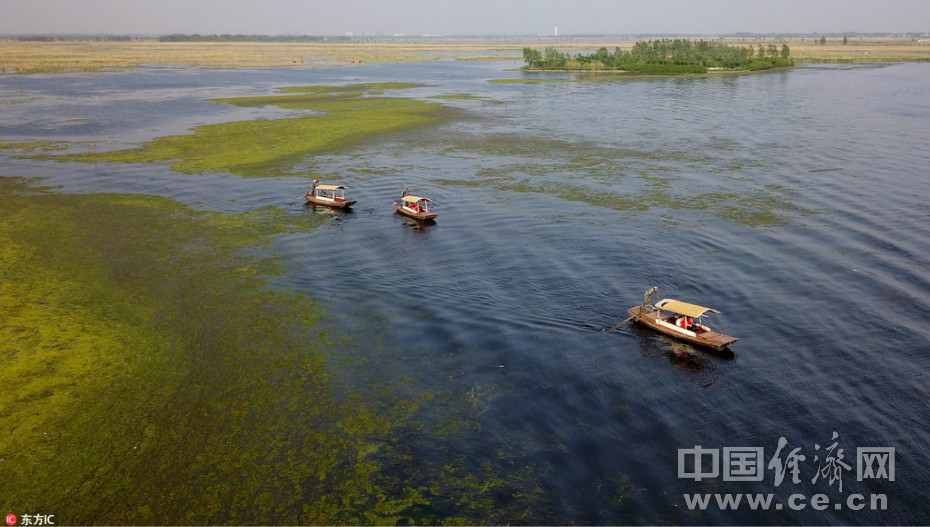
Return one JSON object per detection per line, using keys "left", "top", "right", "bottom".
{"left": 2, "top": 60, "right": 929, "bottom": 524}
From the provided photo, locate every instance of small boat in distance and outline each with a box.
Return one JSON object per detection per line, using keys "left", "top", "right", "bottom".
{"left": 394, "top": 194, "right": 437, "bottom": 221}
{"left": 625, "top": 287, "right": 738, "bottom": 351}
{"left": 302, "top": 183, "right": 356, "bottom": 209}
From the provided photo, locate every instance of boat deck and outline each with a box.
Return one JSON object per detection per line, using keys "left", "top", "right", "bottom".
{"left": 627, "top": 305, "right": 738, "bottom": 350}
{"left": 692, "top": 330, "right": 739, "bottom": 349}
{"left": 302, "top": 192, "right": 356, "bottom": 208}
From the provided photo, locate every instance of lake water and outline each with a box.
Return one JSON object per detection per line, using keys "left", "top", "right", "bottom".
{"left": 2, "top": 59, "right": 929, "bottom": 524}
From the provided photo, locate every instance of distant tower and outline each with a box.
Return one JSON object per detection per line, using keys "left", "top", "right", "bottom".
{"left": 554, "top": 25, "right": 558, "bottom": 37}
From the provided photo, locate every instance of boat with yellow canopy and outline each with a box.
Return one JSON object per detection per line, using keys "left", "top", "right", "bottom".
{"left": 625, "top": 287, "right": 738, "bottom": 350}
{"left": 302, "top": 183, "right": 356, "bottom": 209}
{"left": 393, "top": 194, "right": 437, "bottom": 221}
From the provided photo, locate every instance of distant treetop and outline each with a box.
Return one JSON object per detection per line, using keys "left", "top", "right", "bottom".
{"left": 523, "top": 38, "right": 793, "bottom": 73}
{"left": 157, "top": 34, "right": 350, "bottom": 43}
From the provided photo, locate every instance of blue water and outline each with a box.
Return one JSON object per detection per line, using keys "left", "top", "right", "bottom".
{"left": 2, "top": 59, "right": 929, "bottom": 524}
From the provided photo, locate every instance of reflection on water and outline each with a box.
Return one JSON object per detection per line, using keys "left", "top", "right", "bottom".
{"left": 2, "top": 60, "right": 930, "bottom": 524}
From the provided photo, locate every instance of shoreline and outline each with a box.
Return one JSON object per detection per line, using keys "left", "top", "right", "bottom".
{"left": 1, "top": 38, "right": 928, "bottom": 74}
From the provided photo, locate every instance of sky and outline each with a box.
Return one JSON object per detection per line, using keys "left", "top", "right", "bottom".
{"left": 1, "top": 0, "right": 927, "bottom": 36}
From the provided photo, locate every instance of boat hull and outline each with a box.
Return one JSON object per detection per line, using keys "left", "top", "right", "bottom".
{"left": 393, "top": 201, "right": 437, "bottom": 220}
{"left": 627, "top": 305, "right": 738, "bottom": 351}
{"left": 303, "top": 192, "right": 356, "bottom": 208}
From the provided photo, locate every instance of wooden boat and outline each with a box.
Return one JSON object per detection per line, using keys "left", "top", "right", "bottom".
{"left": 626, "top": 288, "right": 738, "bottom": 351}
{"left": 302, "top": 184, "right": 356, "bottom": 208}
{"left": 393, "top": 195, "right": 437, "bottom": 221}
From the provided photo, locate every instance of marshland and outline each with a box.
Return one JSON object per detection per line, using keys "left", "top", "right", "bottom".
{"left": 2, "top": 40, "right": 930, "bottom": 524}
{"left": 1, "top": 36, "right": 928, "bottom": 73}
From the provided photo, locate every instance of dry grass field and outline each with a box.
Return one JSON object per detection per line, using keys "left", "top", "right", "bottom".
{"left": 0, "top": 40, "right": 506, "bottom": 73}
{"left": 0, "top": 37, "right": 927, "bottom": 73}
{"left": 764, "top": 37, "right": 930, "bottom": 61}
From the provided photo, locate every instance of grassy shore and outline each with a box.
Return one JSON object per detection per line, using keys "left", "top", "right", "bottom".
{"left": 2, "top": 38, "right": 925, "bottom": 73}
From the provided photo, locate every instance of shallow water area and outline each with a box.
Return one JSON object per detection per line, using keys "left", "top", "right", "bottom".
{"left": 2, "top": 60, "right": 930, "bottom": 524}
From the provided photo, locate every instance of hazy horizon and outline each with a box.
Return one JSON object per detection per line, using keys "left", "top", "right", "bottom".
{"left": 2, "top": 0, "right": 928, "bottom": 37}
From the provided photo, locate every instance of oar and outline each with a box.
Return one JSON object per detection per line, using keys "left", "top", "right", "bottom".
{"left": 607, "top": 315, "right": 635, "bottom": 333}
{"left": 608, "top": 288, "right": 659, "bottom": 332}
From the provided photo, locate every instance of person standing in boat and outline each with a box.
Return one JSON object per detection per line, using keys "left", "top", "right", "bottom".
{"left": 402, "top": 186, "right": 409, "bottom": 198}
{"left": 302, "top": 179, "right": 320, "bottom": 201}
{"left": 643, "top": 286, "right": 659, "bottom": 307}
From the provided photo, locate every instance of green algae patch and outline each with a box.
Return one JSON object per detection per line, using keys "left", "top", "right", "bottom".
{"left": 0, "top": 179, "right": 421, "bottom": 524}
{"left": 0, "top": 139, "right": 71, "bottom": 152}
{"left": 0, "top": 179, "right": 556, "bottom": 525}
{"left": 432, "top": 134, "right": 796, "bottom": 227}
{"left": 40, "top": 83, "right": 451, "bottom": 178}
{"left": 0, "top": 179, "right": 319, "bottom": 520}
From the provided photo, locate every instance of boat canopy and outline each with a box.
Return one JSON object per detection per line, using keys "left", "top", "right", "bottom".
{"left": 315, "top": 184, "right": 347, "bottom": 191}
{"left": 401, "top": 195, "right": 430, "bottom": 203}
{"left": 655, "top": 299, "right": 720, "bottom": 318}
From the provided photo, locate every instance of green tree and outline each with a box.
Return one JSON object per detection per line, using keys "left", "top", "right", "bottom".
{"left": 522, "top": 47, "right": 542, "bottom": 68}
{"left": 521, "top": 39, "right": 790, "bottom": 73}
{"left": 543, "top": 47, "right": 567, "bottom": 69}
{"left": 820, "top": 35, "right": 827, "bottom": 45}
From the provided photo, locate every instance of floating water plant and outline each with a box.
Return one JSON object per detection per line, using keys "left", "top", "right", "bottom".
{"left": 431, "top": 134, "right": 797, "bottom": 227}
{"left": 0, "top": 178, "right": 560, "bottom": 524}
{"left": 0, "top": 139, "right": 70, "bottom": 152}
{"left": 40, "top": 83, "right": 453, "bottom": 178}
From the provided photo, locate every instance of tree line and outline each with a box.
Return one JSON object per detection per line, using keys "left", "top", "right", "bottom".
{"left": 157, "top": 34, "right": 352, "bottom": 43}
{"left": 523, "top": 39, "right": 793, "bottom": 73}
{"left": 11, "top": 35, "right": 134, "bottom": 42}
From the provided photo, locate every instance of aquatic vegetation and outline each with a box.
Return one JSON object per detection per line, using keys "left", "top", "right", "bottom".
{"left": 433, "top": 134, "right": 793, "bottom": 227}
{"left": 0, "top": 179, "right": 336, "bottom": 520}
{"left": 0, "top": 180, "right": 419, "bottom": 523}
{"left": 0, "top": 92, "right": 41, "bottom": 104}
{"left": 0, "top": 139, "right": 71, "bottom": 152}
{"left": 0, "top": 178, "right": 563, "bottom": 524}
{"left": 39, "top": 83, "right": 453, "bottom": 178}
